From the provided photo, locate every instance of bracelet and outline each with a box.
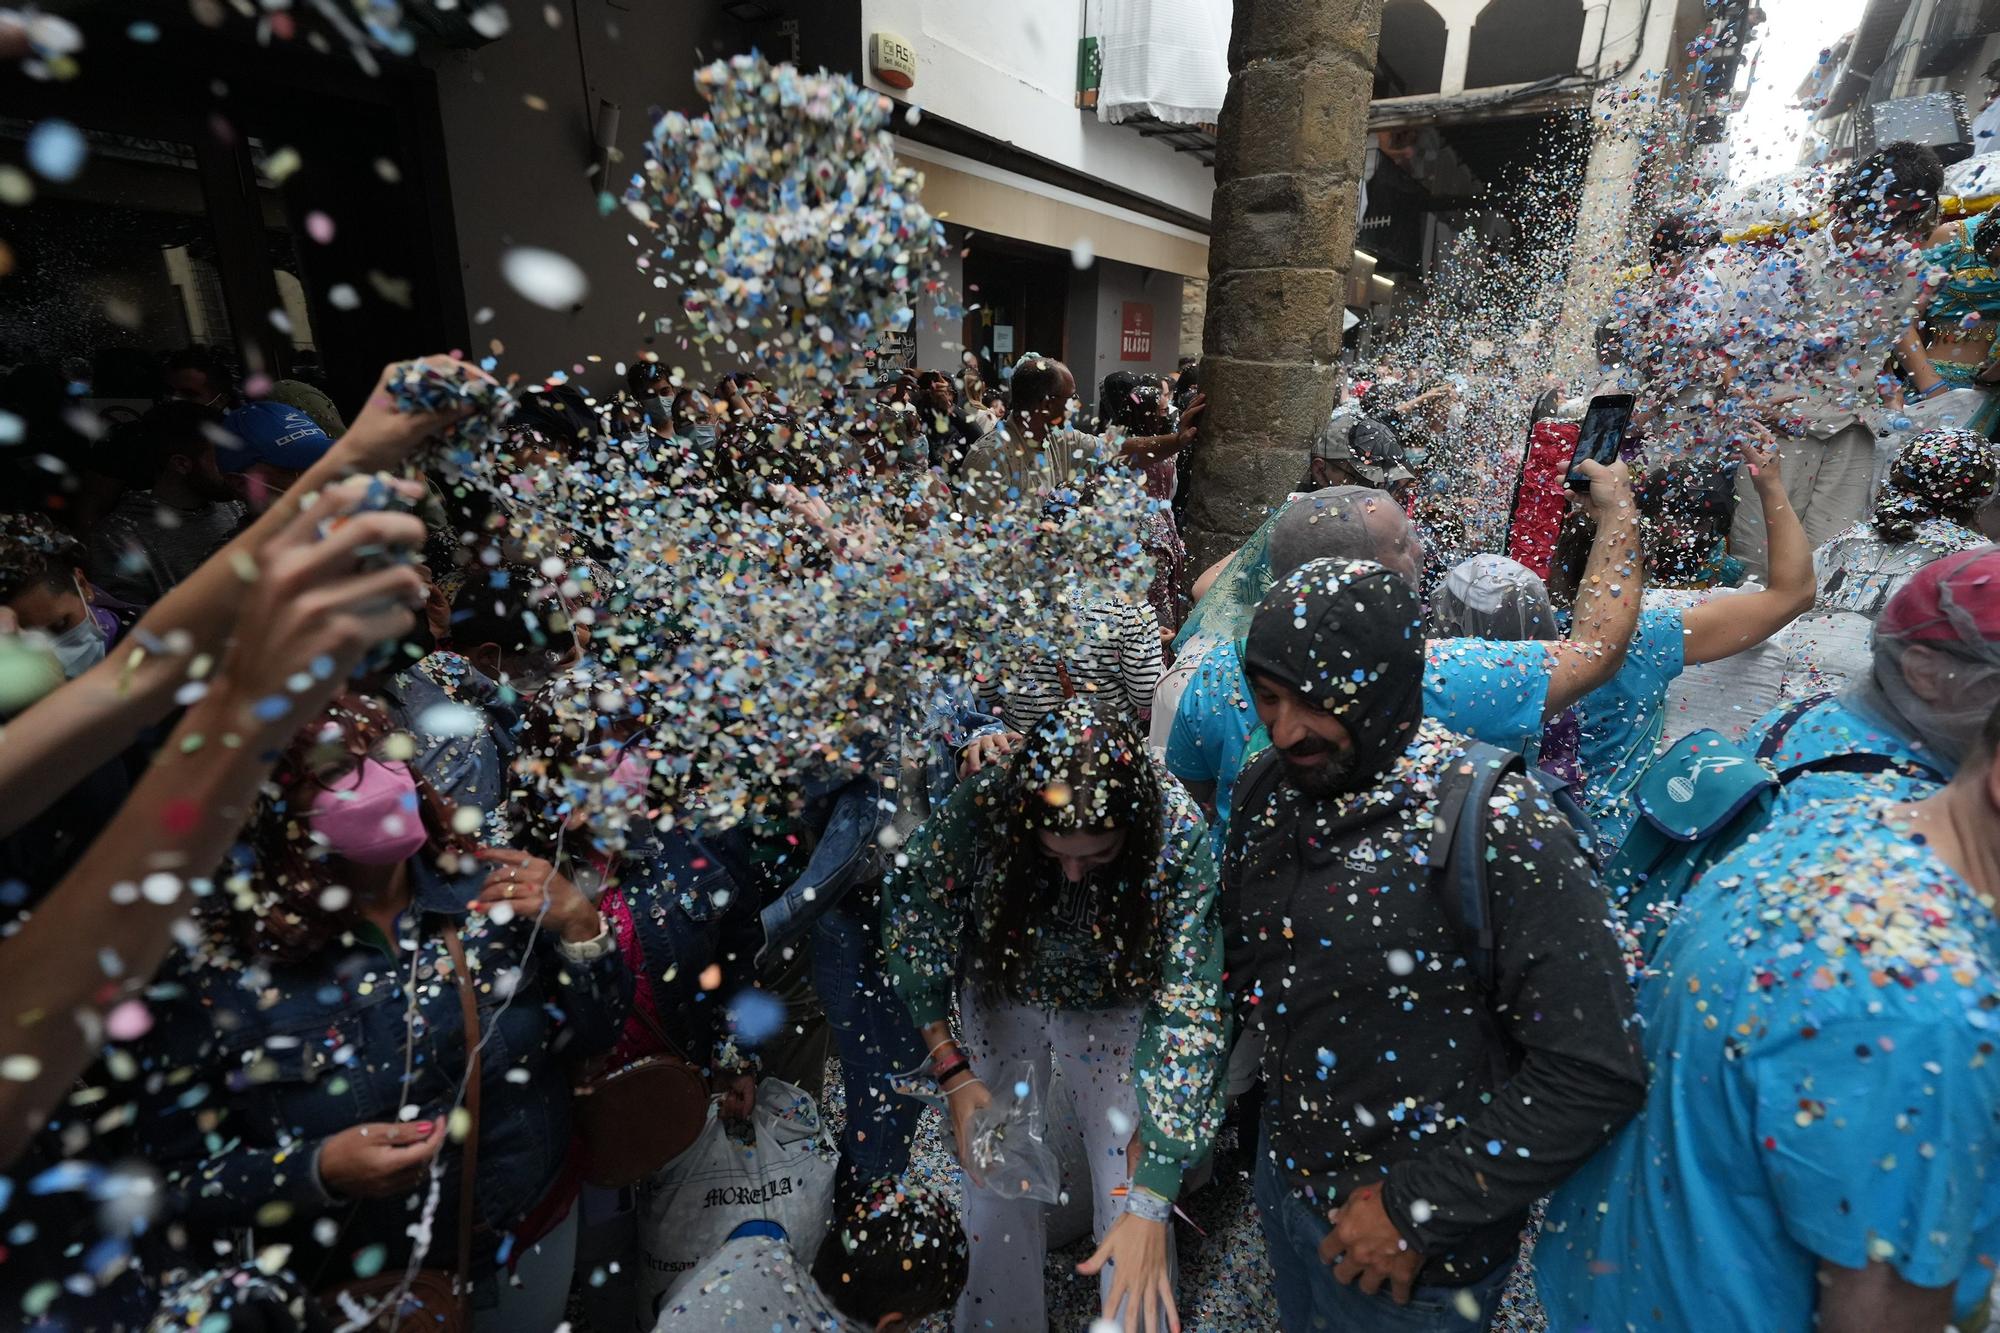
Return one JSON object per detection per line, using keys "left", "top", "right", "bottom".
{"left": 556, "top": 916, "right": 615, "bottom": 962}
{"left": 1124, "top": 1185, "right": 1173, "bottom": 1223}
{"left": 932, "top": 1056, "right": 972, "bottom": 1087}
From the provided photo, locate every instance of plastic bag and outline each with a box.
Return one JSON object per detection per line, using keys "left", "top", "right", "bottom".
{"left": 634, "top": 1079, "right": 838, "bottom": 1324}
{"left": 967, "top": 1061, "right": 1063, "bottom": 1203}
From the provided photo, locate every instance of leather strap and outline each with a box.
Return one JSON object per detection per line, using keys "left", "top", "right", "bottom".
{"left": 628, "top": 996, "right": 694, "bottom": 1067}
{"left": 442, "top": 927, "right": 480, "bottom": 1309}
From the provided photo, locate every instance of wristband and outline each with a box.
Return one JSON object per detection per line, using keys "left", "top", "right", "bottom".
{"left": 933, "top": 1056, "right": 972, "bottom": 1087}
{"left": 1123, "top": 1185, "right": 1173, "bottom": 1223}
{"left": 556, "top": 916, "right": 615, "bottom": 961}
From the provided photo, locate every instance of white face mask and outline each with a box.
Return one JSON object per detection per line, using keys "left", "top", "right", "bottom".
{"left": 48, "top": 578, "right": 105, "bottom": 678}
{"left": 49, "top": 614, "right": 105, "bottom": 677}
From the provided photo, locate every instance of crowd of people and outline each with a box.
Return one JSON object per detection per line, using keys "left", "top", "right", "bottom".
{"left": 4, "top": 105, "right": 2000, "bottom": 1333}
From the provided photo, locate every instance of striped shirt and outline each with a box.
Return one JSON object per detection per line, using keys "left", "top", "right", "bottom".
{"left": 991, "top": 590, "right": 1164, "bottom": 734}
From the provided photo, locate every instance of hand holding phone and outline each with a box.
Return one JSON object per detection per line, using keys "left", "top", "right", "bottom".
{"left": 1568, "top": 393, "right": 1634, "bottom": 489}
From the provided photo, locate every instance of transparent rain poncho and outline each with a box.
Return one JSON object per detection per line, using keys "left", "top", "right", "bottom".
{"left": 1846, "top": 548, "right": 2000, "bottom": 767}
{"left": 1432, "top": 554, "right": 1559, "bottom": 642}
{"left": 1172, "top": 486, "right": 1423, "bottom": 659}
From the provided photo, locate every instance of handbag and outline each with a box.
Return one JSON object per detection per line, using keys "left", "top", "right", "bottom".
{"left": 572, "top": 1000, "right": 711, "bottom": 1189}
{"left": 318, "top": 927, "right": 482, "bottom": 1332}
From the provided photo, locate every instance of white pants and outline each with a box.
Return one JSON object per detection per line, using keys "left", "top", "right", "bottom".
{"left": 955, "top": 991, "right": 1170, "bottom": 1333}
{"left": 1729, "top": 424, "right": 1878, "bottom": 581}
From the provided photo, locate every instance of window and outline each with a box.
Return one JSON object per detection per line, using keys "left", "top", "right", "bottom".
{"left": 1465, "top": 0, "right": 1587, "bottom": 90}
{"left": 1375, "top": 0, "right": 1449, "bottom": 98}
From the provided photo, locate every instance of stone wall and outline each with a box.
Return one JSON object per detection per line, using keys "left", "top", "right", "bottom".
{"left": 1181, "top": 0, "right": 1385, "bottom": 573}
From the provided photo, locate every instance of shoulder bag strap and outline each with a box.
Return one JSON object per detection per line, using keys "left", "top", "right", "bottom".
{"left": 442, "top": 927, "right": 480, "bottom": 1305}
{"left": 1753, "top": 692, "right": 1832, "bottom": 762}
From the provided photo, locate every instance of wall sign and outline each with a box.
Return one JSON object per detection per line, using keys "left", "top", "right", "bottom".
{"left": 1120, "top": 302, "right": 1154, "bottom": 361}
{"left": 992, "top": 324, "right": 1015, "bottom": 355}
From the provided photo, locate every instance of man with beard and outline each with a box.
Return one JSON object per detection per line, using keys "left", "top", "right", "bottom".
{"left": 1223, "top": 558, "right": 1645, "bottom": 1331}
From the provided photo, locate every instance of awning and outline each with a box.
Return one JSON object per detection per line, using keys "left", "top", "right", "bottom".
{"left": 895, "top": 140, "right": 1210, "bottom": 280}
{"left": 1089, "top": 0, "right": 1232, "bottom": 128}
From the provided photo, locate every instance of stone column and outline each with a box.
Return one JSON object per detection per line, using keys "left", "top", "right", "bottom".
{"left": 1180, "top": 278, "right": 1209, "bottom": 358}
{"left": 1184, "top": 0, "right": 1386, "bottom": 573}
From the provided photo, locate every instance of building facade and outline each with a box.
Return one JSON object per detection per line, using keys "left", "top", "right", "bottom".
{"left": 1802, "top": 0, "right": 1998, "bottom": 167}
{"left": 0, "top": 0, "right": 1238, "bottom": 418}
{"left": 1357, "top": 0, "right": 1757, "bottom": 356}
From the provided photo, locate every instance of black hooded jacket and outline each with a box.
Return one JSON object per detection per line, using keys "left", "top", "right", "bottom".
{"left": 1223, "top": 559, "right": 1646, "bottom": 1285}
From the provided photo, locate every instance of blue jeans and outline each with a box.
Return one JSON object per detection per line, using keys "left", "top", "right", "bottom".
{"left": 812, "top": 904, "right": 924, "bottom": 1186}
{"left": 1253, "top": 1128, "right": 1508, "bottom": 1332}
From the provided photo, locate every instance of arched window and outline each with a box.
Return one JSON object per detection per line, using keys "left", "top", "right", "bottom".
{"left": 1374, "top": 0, "right": 1448, "bottom": 98}
{"left": 1465, "top": 0, "right": 1587, "bottom": 89}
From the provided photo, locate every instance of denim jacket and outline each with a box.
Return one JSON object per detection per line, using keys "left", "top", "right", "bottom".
{"left": 756, "top": 693, "right": 1002, "bottom": 958}
{"left": 380, "top": 653, "right": 519, "bottom": 832}
{"left": 128, "top": 855, "right": 629, "bottom": 1284}
{"left": 611, "top": 822, "right": 764, "bottom": 1071}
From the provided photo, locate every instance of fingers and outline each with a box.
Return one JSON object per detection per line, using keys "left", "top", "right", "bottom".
{"left": 406, "top": 1119, "right": 449, "bottom": 1160}
{"left": 1159, "top": 1277, "right": 1180, "bottom": 1333}
{"left": 299, "top": 602, "right": 418, "bottom": 687}
{"left": 1076, "top": 1234, "right": 1112, "bottom": 1277}
{"left": 1317, "top": 1226, "right": 1343, "bottom": 1268}
{"left": 1390, "top": 1269, "right": 1416, "bottom": 1306}
{"left": 474, "top": 847, "right": 533, "bottom": 865}
{"left": 376, "top": 1119, "right": 436, "bottom": 1147}
{"left": 269, "top": 517, "right": 429, "bottom": 613}
{"left": 293, "top": 563, "right": 429, "bottom": 623}
{"left": 278, "top": 476, "right": 427, "bottom": 554}
{"left": 1332, "top": 1257, "right": 1363, "bottom": 1286}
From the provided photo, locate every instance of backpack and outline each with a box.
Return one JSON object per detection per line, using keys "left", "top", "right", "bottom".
{"left": 1229, "top": 739, "right": 1594, "bottom": 999}
{"left": 1429, "top": 741, "right": 1598, "bottom": 995}
{"left": 1602, "top": 694, "right": 1948, "bottom": 959}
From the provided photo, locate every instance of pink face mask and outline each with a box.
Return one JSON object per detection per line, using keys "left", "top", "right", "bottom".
{"left": 610, "top": 750, "right": 650, "bottom": 800}
{"left": 308, "top": 758, "right": 429, "bottom": 866}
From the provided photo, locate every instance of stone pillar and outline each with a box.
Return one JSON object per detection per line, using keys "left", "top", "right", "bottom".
{"left": 1184, "top": 0, "right": 1386, "bottom": 573}
{"left": 1180, "top": 278, "right": 1208, "bottom": 358}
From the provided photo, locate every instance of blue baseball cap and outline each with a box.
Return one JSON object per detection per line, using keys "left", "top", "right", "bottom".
{"left": 219, "top": 400, "right": 334, "bottom": 472}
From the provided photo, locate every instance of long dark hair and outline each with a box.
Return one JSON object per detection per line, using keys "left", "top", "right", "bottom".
{"left": 221, "top": 693, "right": 466, "bottom": 963}
{"left": 966, "top": 700, "right": 1166, "bottom": 1004}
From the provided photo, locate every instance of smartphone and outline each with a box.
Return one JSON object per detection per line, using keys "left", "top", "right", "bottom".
{"left": 1568, "top": 393, "right": 1634, "bottom": 489}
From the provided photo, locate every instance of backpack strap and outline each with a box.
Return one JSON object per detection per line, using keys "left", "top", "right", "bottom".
{"left": 1222, "top": 748, "right": 1290, "bottom": 878}
{"left": 1431, "top": 741, "right": 1524, "bottom": 1089}
{"left": 1431, "top": 741, "right": 1523, "bottom": 997}
{"left": 1753, "top": 692, "right": 1833, "bottom": 763}
{"left": 1778, "top": 751, "right": 1946, "bottom": 783}
{"left": 1754, "top": 692, "right": 1948, "bottom": 786}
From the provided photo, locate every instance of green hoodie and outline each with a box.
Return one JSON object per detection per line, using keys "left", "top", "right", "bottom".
{"left": 880, "top": 760, "right": 1227, "bottom": 1200}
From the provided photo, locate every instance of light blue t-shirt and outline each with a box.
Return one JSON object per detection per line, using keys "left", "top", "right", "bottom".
{"left": 1576, "top": 607, "right": 1685, "bottom": 842}
{"left": 1166, "top": 637, "right": 1553, "bottom": 859}
{"left": 1741, "top": 693, "right": 1948, "bottom": 817}
{"left": 1537, "top": 800, "right": 2000, "bottom": 1332}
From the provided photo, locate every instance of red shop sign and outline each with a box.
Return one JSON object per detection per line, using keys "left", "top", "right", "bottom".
{"left": 1120, "top": 302, "right": 1154, "bottom": 361}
